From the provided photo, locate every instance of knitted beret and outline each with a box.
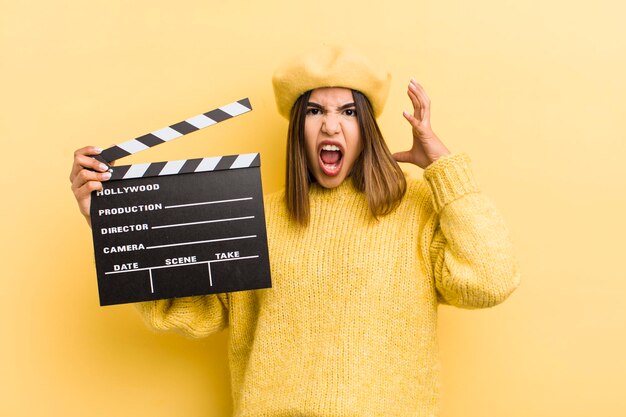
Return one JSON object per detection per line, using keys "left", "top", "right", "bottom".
{"left": 272, "top": 45, "right": 392, "bottom": 119}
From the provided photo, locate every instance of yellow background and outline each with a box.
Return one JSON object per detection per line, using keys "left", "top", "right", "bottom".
{"left": 2, "top": 1, "right": 625, "bottom": 416}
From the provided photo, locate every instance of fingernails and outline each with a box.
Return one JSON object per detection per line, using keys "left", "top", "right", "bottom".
{"left": 93, "top": 147, "right": 103, "bottom": 154}
{"left": 99, "top": 163, "right": 109, "bottom": 172}
{"left": 102, "top": 172, "right": 112, "bottom": 180}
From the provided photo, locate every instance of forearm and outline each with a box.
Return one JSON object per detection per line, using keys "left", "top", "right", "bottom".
{"left": 425, "top": 153, "right": 521, "bottom": 308}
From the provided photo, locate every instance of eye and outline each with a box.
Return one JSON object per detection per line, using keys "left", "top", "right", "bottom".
{"left": 306, "top": 108, "right": 321, "bottom": 115}
{"left": 343, "top": 108, "right": 357, "bottom": 117}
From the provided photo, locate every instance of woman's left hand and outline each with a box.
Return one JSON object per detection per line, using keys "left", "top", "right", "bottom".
{"left": 393, "top": 80, "right": 451, "bottom": 169}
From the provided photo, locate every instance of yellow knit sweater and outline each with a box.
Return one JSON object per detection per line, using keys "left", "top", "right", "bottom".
{"left": 136, "top": 152, "right": 520, "bottom": 416}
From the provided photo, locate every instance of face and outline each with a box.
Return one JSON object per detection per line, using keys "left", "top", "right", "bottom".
{"left": 304, "top": 87, "right": 363, "bottom": 189}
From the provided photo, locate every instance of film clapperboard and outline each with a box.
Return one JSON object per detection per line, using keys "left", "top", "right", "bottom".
{"left": 90, "top": 98, "right": 271, "bottom": 306}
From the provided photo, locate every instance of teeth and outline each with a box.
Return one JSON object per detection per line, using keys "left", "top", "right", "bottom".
{"left": 322, "top": 144, "right": 341, "bottom": 151}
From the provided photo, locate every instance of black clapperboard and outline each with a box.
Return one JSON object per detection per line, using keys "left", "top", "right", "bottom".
{"left": 90, "top": 98, "right": 271, "bottom": 306}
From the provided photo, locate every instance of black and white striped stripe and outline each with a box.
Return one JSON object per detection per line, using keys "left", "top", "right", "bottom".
{"left": 108, "top": 153, "right": 260, "bottom": 180}
{"left": 96, "top": 98, "right": 252, "bottom": 165}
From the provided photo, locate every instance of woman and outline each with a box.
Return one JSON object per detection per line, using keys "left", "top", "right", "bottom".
{"left": 70, "top": 45, "right": 520, "bottom": 416}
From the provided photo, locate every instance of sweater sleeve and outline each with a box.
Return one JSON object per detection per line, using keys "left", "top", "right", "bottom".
{"left": 134, "top": 293, "right": 229, "bottom": 338}
{"left": 423, "top": 153, "right": 521, "bottom": 309}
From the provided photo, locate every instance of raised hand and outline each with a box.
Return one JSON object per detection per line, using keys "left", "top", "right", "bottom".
{"left": 392, "top": 79, "right": 451, "bottom": 169}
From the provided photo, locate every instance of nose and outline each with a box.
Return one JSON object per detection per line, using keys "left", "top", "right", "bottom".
{"left": 321, "top": 113, "right": 341, "bottom": 135}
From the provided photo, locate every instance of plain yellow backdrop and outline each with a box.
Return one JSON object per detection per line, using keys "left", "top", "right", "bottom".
{"left": 2, "top": 1, "right": 625, "bottom": 416}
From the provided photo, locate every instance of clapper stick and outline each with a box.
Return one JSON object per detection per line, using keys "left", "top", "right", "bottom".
{"left": 94, "top": 98, "right": 252, "bottom": 165}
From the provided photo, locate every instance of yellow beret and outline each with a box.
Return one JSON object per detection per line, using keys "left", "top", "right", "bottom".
{"left": 272, "top": 45, "right": 392, "bottom": 119}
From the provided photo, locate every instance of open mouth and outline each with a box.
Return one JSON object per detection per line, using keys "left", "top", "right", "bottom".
{"left": 319, "top": 144, "right": 344, "bottom": 176}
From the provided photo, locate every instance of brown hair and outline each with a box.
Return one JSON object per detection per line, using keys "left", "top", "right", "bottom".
{"left": 285, "top": 89, "right": 406, "bottom": 225}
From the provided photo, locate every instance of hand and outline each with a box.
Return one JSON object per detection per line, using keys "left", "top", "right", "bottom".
{"left": 393, "top": 79, "right": 451, "bottom": 169}
{"left": 69, "top": 146, "right": 113, "bottom": 227}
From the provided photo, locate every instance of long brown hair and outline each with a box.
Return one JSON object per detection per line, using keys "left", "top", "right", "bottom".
{"left": 285, "top": 89, "right": 406, "bottom": 225}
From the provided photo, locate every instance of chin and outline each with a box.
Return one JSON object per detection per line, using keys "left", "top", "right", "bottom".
{"left": 313, "top": 173, "right": 348, "bottom": 189}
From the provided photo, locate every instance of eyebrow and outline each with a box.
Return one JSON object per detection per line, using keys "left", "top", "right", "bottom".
{"left": 307, "top": 102, "right": 356, "bottom": 111}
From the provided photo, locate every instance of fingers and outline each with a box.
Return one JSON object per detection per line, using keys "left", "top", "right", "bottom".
{"left": 70, "top": 145, "right": 114, "bottom": 220}
{"left": 392, "top": 150, "right": 413, "bottom": 164}
{"left": 73, "top": 181, "right": 101, "bottom": 219}
{"left": 407, "top": 80, "right": 431, "bottom": 124}
{"left": 72, "top": 167, "right": 111, "bottom": 189}
{"left": 402, "top": 109, "right": 421, "bottom": 132}
{"left": 71, "top": 167, "right": 111, "bottom": 202}
{"left": 74, "top": 145, "right": 103, "bottom": 157}
{"left": 70, "top": 146, "right": 109, "bottom": 183}
{"left": 71, "top": 169, "right": 111, "bottom": 218}
{"left": 73, "top": 178, "right": 104, "bottom": 201}
{"left": 407, "top": 84, "right": 422, "bottom": 119}
{"left": 410, "top": 79, "right": 430, "bottom": 104}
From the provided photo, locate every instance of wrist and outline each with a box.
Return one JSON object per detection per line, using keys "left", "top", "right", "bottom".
{"left": 431, "top": 151, "right": 451, "bottom": 163}
{"left": 425, "top": 149, "right": 452, "bottom": 168}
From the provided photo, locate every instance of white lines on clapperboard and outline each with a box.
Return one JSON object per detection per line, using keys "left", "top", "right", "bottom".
{"left": 151, "top": 215, "right": 255, "bottom": 230}
{"left": 101, "top": 194, "right": 260, "bottom": 293}
{"left": 146, "top": 235, "right": 257, "bottom": 250}
{"left": 147, "top": 196, "right": 256, "bottom": 246}
{"left": 163, "top": 197, "right": 253, "bottom": 210}
{"left": 105, "top": 255, "right": 260, "bottom": 293}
